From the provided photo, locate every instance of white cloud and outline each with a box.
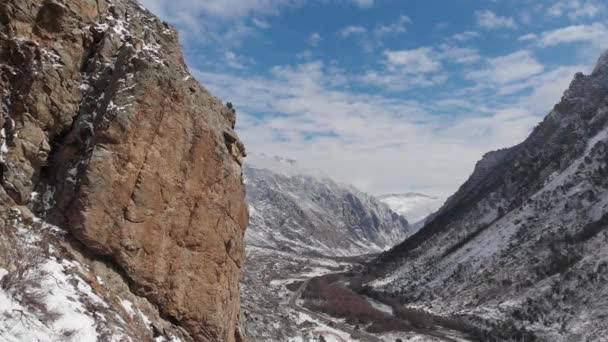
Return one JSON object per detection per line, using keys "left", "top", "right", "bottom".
{"left": 360, "top": 70, "right": 448, "bottom": 92}
{"left": 139, "top": 0, "right": 299, "bottom": 45}
{"left": 140, "top": 0, "right": 374, "bottom": 45}
{"left": 251, "top": 18, "right": 271, "bottom": 29}
{"left": 339, "top": 25, "right": 367, "bottom": 38}
{"left": 360, "top": 44, "right": 480, "bottom": 91}
{"left": 225, "top": 51, "right": 248, "bottom": 69}
{"left": 466, "top": 50, "right": 544, "bottom": 84}
{"left": 141, "top": 0, "right": 298, "bottom": 19}
{"left": 515, "top": 65, "right": 589, "bottom": 113}
{"left": 140, "top": 0, "right": 600, "bottom": 197}
{"left": 374, "top": 15, "right": 411, "bottom": 35}
{"left": 537, "top": 23, "right": 608, "bottom": 48}
{"left": 452, "top": 31, "right": 480, "bottom": 41}
{"left": 547, "top": 0, "right": 605, "bottom": 19}
{"left": 439, "top": 45, "right": 481, "bottom": 64}
{"left": 518, "top": 33, "right": 538, "bottom": 41}
{"left": 475, "top": 10, "right": 517, "bottom": 30}
{"left": 384, "top": 47, "right": 442, "bottom": 73}
{"left": 308, "top": 32, "right": 322, "bottom": 47}
{"left": 351, "top": 0, "right": 374, "bottom": 8}
{"left": 193, "top": 57, "right": 576, "bottom": 195}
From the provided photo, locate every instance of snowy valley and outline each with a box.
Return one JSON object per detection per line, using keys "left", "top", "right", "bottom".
{"left": 1, "top": 0, "right": 608, "bottom": 341}
{"left": 241, "top": 154, "right": 421, "bottom": 341}
{"left": 242, "top": 51, "right": 608, "bottom": 341}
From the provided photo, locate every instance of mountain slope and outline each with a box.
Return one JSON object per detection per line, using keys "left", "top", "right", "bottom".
{"left": 365, "top": 51, "right": 608, "bottom": 341}
{"left": 245, "top": 154, "right": 411, "bottom": 257}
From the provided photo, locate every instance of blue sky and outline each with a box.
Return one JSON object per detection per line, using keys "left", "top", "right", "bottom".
{"left": 141, "top": 0, "right": 607, "bottom": 197}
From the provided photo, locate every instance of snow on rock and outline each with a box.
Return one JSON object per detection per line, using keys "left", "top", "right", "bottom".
{"left": 0, "top": 224, "right": 102, "bottom": 341}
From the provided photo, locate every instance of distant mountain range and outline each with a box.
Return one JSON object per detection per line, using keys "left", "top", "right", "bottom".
{"left": 244, "top": 154, "right": 412, "bottom": 256}
{"left": 378, "top": 192, "right": 444, "bottom": 225}
{"left": 241, "top": 154, "right": 414, "bottom": 339}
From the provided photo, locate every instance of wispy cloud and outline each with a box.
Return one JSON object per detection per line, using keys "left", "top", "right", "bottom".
{"left": 308, "top": 32, "right": 322, "bottom": 47}
{"left": 517, "top": 33, "right": 538, "bottom": 41}
{"left": 475, "top": 10, "right": 517, "bottom": 30}
{"left": 374, "top": 15, "right": 411, "bottom": 35}
{"left": 140, "top": 0, "right": 375, "bottom": 45}
{"left": 547, "top": 0, "right": 605, "bottom": 19}
{"left": 194, "top": 57, "right": 578, "bottom": 195}
{"left": 140, "top": 0, "right": 603, "bottom": 195}
{"left": 466, "top": 50, "right": 543, "bottom": 84}
{"left": 351, "top": 0, "right": 374, "bottom": 8}
{"left": 224, "top": 51, "right": 250, "bottom": 69}
{"left": 384, "top": 47, "right": 442, "bottom": 73}
{"left": 452, "top": 31, "right": 480, "bottom": 41}
{"left": 338, "top": 25, "right": 367, "bottom": 38}
{"left": 536, "top": 22, "right": 608, "bottom": 47}
{"left": 439, "top": 44, "right": 481, "bottom": 64}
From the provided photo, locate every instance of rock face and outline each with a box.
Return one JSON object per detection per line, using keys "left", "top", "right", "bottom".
{"left": 366, "top": 52, "right": 608, "bottom": 341}
{"left": 245, "top": 154, "right": 411, "bottom": 256}
{"left": 0, "top": 1, "right": 248, "bottom": 341}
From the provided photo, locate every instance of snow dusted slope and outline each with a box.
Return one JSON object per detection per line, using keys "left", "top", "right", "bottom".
{"left": 0, "top": 209, "right": 185, "bottom": 342}
{"left": 366, "top": 51, "right": 608, "bottom": 341}
{"left": 378, "top": 193, "right": 444, "bottom": 224}
{"left": 244, "top": 154, "right": 411, "bottom": 256}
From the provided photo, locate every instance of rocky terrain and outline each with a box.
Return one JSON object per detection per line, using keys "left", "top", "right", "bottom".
{"left": 0, "top": 0, "right": 247, "bottom": 341}
{"left": 363, "top": 51, "right": 608, "bottom": 341}
{"left": 241, "top": 154, "right": 413, "bottom": 341}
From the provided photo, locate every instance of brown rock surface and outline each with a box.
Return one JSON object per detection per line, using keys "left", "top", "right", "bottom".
{"left": 0, "top": 0, "right": 248, "bottom": 341}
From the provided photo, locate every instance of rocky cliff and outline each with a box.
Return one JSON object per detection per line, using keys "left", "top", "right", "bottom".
{"left": 365, "top": 51, "right": 608, "bottom": 341}
{"left": 0, "top": 0, "right": 248, "bottom": 341}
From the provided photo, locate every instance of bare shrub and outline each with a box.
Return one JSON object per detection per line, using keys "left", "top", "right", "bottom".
{"left": 0, "top": 210, "right": 59, "bottom": 324}
{"left": 302, "top": 275, "right": 407, "bottom": 333}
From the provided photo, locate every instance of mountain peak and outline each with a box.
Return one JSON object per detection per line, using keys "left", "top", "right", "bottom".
{"left": 593, "top": 49, "right": 608, "bottom": 75}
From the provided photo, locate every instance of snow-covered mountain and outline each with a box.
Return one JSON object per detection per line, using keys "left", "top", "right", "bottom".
{"left": 244, "top": 154, "right": 412, "bottom": 257}
{"left": 242, "top": 154, "right": 413, "bottom": 340}
{"left": 364, "top": 51, "right": 608, "bottom": 341}
{"left": 378, "top": 192, "right": 444, "bottom": 225}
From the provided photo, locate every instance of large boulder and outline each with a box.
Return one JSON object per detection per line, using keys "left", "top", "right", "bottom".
{"left": 0, "top": 0, "right": 248, "bottom": 341}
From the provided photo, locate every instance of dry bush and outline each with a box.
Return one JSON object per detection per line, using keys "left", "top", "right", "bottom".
{"left": 393, "top": 307, "right": 434, "bottom": 329}
{"left": 302, "top": 276, "right": 407, "bottom": 333}
{"left": 0, "top": 210, "right": 59, "bottom": 324}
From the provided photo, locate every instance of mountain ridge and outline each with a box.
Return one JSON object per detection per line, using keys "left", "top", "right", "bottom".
{"left": 364, "top": 50, "right": 608, "bottom": 341}
{"left": 244, "top": 156, "right": 411, "bottom": 256}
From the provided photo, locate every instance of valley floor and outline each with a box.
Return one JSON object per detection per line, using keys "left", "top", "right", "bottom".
{"left": 242, "top": 246, "right": 475, "bottom": 342}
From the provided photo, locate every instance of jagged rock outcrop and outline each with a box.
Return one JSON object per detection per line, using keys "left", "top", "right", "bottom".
{"left": 366, "top": 51, "right": 608, "bottom": 341}
{"left": 0, "top": 1, "right": 248, "bottom": 341}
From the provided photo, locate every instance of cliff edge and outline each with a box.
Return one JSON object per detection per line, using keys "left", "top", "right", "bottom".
{"left": 0, "top": 0, "right": 248, "bottom": 341}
